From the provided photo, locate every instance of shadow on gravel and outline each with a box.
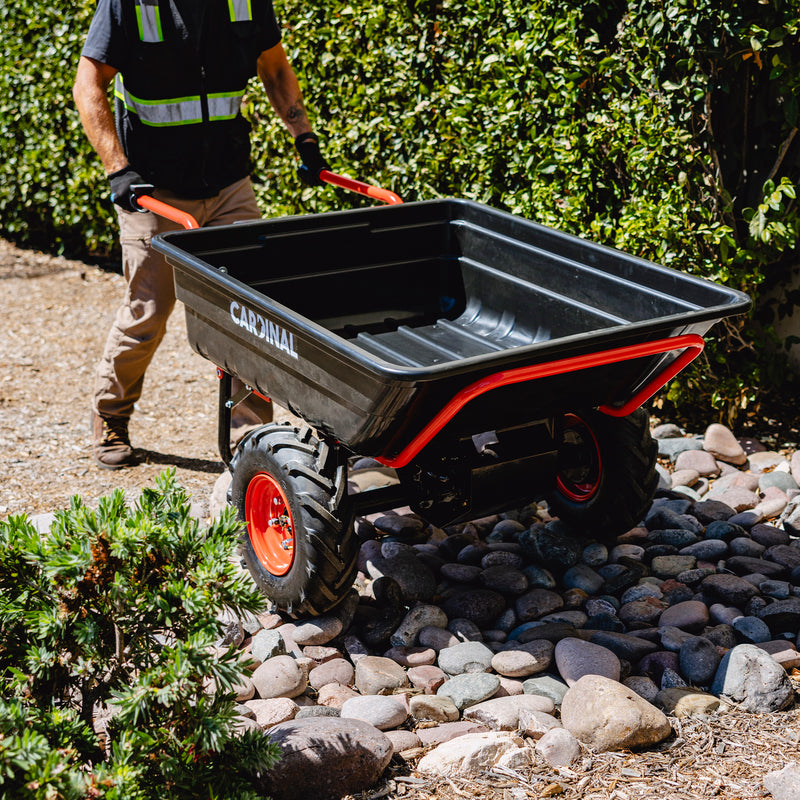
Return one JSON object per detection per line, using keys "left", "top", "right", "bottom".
{"left": 136, "top": 449, "right": 223, "bottom": 474}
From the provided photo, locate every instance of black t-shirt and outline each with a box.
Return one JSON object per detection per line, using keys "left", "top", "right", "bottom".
{"left": 82, "top": 0, "right": 281, "bottom": 197}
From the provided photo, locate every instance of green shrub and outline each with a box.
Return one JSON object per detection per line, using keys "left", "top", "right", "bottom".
{"left": 0, "top": 471, "right": 279, "bottom": 799}
{"left": 2, "top": 0, "right": 799, "bottom": 420}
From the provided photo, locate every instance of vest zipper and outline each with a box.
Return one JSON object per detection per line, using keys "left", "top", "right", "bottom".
{"left": 199, "top": 64, "right": 210, "bottom": 190}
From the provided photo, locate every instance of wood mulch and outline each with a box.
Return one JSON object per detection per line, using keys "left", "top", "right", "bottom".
{"left": 343, "top": 652, "right": 800, "bottom": 798}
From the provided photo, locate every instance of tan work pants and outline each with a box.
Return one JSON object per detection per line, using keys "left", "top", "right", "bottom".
{"left": 93, "top": 176, "right": 272, "bottom": 430}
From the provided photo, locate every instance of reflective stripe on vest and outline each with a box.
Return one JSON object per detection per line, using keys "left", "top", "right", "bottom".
{"left": 228, "top": 0, "right": 253, "bottom": 22}
{"left": 207, "top": 90, "right": 246, "bottom": 121}
{"left": 135, "top": 0, "right": 251, "bottom": 43}
{"left": 135, "top": 0, "right": 163, "bottom": 42}
{"left": 115, "top": 75, "right": 245, "bottom": 126}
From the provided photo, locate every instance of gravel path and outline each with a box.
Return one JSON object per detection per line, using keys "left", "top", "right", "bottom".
{"left": 0, "top": 237, "right": 301, "bottom": 518}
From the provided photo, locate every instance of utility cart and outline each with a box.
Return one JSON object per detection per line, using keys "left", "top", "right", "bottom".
{"left": 147, "top": 177, "right": 750, "bottom": 617}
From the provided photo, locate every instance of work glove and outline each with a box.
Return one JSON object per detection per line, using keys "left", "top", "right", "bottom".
{"left": 294, "top": 132, "right": 330, "bottom": 187}
{"left": 108, "top": 165, "right": 154, "bottom": 212}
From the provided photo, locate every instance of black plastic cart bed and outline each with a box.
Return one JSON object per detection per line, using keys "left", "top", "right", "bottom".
{"left": 152, "top": 195, "right": 750, "bottom": 617}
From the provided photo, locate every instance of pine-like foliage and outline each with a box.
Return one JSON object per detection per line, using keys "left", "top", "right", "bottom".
{"left": 0, "top": 470, "right": 279, "bottom": 800}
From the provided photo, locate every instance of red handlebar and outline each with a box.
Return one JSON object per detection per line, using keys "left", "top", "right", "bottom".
{"left": 135, "top": 195, "right": 200, "bottom": 229}
{"left": 320, "top": 170, "right": 403, "bottom": 205}
{"left": 134, "top": 171, "right": 401, "bottom": 230}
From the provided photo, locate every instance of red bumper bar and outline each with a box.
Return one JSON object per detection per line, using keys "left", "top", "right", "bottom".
{"left": 377, "top": 333, "right": 705, "bottom": 469}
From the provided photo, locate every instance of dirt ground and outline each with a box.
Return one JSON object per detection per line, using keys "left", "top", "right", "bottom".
{"left": 0, "top": 237, "right": 305, "bottom": 519}
{"left": 2, "top": 237, "right": 800, "bottom": 800}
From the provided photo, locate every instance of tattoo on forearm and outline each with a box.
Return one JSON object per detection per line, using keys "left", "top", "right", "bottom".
{"left": 286, "top": 101, "right": 309, "bottom": 125}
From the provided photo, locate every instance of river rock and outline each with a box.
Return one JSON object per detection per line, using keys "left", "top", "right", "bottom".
{"left": 535, "top": 727, "right": 581, "bottom": 768}
{"left": 515, "top": 588, "right": 564, "bottom": 622}
{"left": 384, "top": 729, "right": 421, "bottom": 755}
{"left": 491, "top": 639, "right": 553, "bottom": 677}
{"left": 654, "top": 687, "right": 720, "bottom": 717}
{"left": 316, "top": 682, "right": 360, "bottom": 709}
{"left": 732, "top": 615, "right": 772, "bottom": 644}
{"left": 244, "top": 697, "right": 299, "bottom": 728}
{"left": 758, "top": 598, "right": 800, "bottom": 633}
{"left": 764, "top": 763, "right": 800, "bottom": 800}
{"left": 522, "top": 673, "right": 570, "bottom": 706}
{"left": 438, "top": 641, "right": 494, "bottom": 676}
{"left": 702, "top": 573, "right": 759, "bottom": 606}
{"left": 517, "top": 707, "right": 562, "bottom": 739}
{"left": 462, "top": 694, "right": 555, "bottom": 730}
{"left": 674, "top": 449, "right": 720, "bottom": 477}
{"left": 560, "top": 675, "right": 672, "bottom": 752}
{"left": 418, "top": 626, "right": 459, "bottom": 651}
{"left": 258, "top": 717, "right": 393, "bottom": 800}
{"left": 383, "top": 645, "right": 436, "bottom": 668}
{"left": 756, "top": 640, "right": 800, "bottom": 670}
{"left": 554, "top": 638, "right": 621, "bottom": 685}
{"left": 678, "top": 636, "right": 721, "bottom": 686}
{"left": 251, "top": 656, "right": 307, "bottom": 699}
{"left": 658, "top": 600, "right": 709, "bottom": 632}
{"left": 437, "top": 672, "right": 501, "bottom": 710}
{"left": 416, "top": 720, "right": 491, "bottom": 746}
{"left": 409, "top": 694, "right": 461, "bottom": 722}
{"left": 710, "top": 644, "right": 794, "bottom": 712}
{"left": 292, "top": 616, "right": 344, "bottom": 647}
{"left": 251, "top": 629, "right": 287, "bottom": 662}
{"left": 703, "top": 424, "right": 747, "bottom": 465}
{"left": 354, "top": 655, "right": 409, "bottom": 695}
{"left": 366, "top": 553, "right": 436, "bottom": 603}
{"left": 390, "top": 604, "right": 448, "bottom": 647}
{"left": 416, "top": 731, "right": 526, "bottom": 777}
{"left": 588, "top": 631, "right": 659, "bottom": 663}
{"left": 623, "top": 676, "right": 660, "bottom": 703}
{"left": 442, "top": 590, "right": 507, "bottom": 628}
{"left": 340, "top": 695, "right": 408, "bottom": 730}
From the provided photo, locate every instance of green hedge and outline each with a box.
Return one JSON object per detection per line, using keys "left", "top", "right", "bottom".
{"left": 2, "top": 0, "right": 799, "bottom": 420}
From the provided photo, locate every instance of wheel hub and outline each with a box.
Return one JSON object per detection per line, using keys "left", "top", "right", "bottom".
{"left": 245, "top": 472, "right": 295, "bottom": 575}
{"left": 556, "top": 413, "right": 602, "bottom": 502}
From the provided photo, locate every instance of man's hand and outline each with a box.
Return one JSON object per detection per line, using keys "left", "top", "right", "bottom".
{"left": 108, "top": 166, "right": 154, "bottom": 212}
{"left": 294, "top": 133, "right": 330, "bottom": 187}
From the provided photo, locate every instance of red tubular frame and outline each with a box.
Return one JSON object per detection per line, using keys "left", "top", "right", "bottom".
{"left": 376, "top": 333, "right": 705, "bottom": 469}
{"left": 320, "top": 170, "right": 403, "bottom": 205}
{"left": 136, "top": 195, "right": 200, "bottom": 229}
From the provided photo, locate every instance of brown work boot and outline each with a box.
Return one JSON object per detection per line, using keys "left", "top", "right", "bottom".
{"left": 92, "top": 412, "right": 134, "bottom": 469}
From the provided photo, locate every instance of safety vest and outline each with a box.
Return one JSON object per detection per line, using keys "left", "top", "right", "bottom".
{"left": 112, "top": 0, "right": 275, "bottom": 196}
{"left": 115, "top": 0, "right": 252, "bottom": 128}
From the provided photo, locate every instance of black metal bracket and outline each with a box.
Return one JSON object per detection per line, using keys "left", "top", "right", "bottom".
{"left": 218, "top": 369, "right": 234, "bottom": 468}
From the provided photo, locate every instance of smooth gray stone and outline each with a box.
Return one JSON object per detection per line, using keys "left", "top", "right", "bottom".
{"left": 437, "top": 672, "right": 501, "bottom": 710}
{"left": 732, "top": 615, "right": 772, "bottom": 644}
{"left": 522, "top": 673, "right": 570, "bottom": 706}
{"left": 711, "top": 644, "right": 794, "bottom": 713}
{"left": 678, "top": 636, "right": 721, "bottom": 686}
{"left": 438, "top": 641, "right": 494, "bottom": 676}
{"left": 588, "top": 631, "right": 659, "bottom": 663}
{"left": 656, "top": 438, "right": 703, "bottom": 462}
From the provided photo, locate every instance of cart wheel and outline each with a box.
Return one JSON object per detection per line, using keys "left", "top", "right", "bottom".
{"left": 230, "top": 424, "right": 357, "bottom": 618}
{"left": 548, "top": 408, "right": 658, "bottom": 540}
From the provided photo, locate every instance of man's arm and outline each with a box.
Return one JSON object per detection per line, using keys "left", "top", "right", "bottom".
{"left": 73, "top": 56, "right": 128, "bottom": 174}
{"left": 256, "top": 43, "right": 313, "bottom": 138}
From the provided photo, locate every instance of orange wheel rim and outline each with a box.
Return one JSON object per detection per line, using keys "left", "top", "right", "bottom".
{"left": 245, "top": 473, "right": 295, "bottom": 576}
{"left": 556, "top": 413, "right": 602, "bottom": 502}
